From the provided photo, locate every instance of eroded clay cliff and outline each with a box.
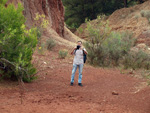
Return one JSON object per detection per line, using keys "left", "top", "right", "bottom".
{"left": 7, "top": 0, "right": 64, "bottom": 37}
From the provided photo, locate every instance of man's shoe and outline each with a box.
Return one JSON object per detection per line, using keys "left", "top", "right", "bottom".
{"left": 70, "top": 82, "right": 73, "bottom": 86}
{"left": 78, "top": 83, "right": 83, "bottom": 87}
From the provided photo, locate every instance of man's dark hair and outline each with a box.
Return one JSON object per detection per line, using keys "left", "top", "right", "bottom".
{"left": 78, "top": 41, "right": 82, "bottom": 44}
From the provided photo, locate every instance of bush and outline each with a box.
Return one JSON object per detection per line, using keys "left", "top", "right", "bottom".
{"left": 34, "top": 13, "right": 49, "bottom": 47}
{"left": 38, "top": 43, "right": 46, "bottom": 55}
{"left": 84, "top": 17, "right": 110, "bottom": 66}
{"left": 123, "top": 50, "right": 150, "bottom": 70}
{"left": 46, "top": 39, "right": 56, "bottom": 51}
{"left": 78, "top": 28, "right": 84, "bottom": 34}
{"left": 84, "top": 17, "right": 135, "bottom": 67}
{"left": 0, "top": 1, "right": 38, "bottom": 82}
{"left": 36, "top": 28, "right": 42, "bottom": 40}
{"left": 59, "top": 49, "right": 68, "bottom": 59}
{"left": 102, "top": 31, "right": 135, "bottom": 66}
{"left": 140, "top": 10, "right": 150, "bottom": 23}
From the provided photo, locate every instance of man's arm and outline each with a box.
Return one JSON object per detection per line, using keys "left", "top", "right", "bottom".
{"left": 71, "top": 48, "right": 76, "bottom": 55}
{"left": 83, "top": 48, "right": 88, "bottom": 55}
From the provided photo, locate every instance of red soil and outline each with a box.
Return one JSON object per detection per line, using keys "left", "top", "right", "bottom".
{"left": 0, "top": 49, "right": 150, "bottom": 113}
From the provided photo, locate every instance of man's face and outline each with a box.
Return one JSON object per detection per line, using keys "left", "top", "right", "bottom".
{"left": 77, "top": 42, "right": 82, "bottom": 46}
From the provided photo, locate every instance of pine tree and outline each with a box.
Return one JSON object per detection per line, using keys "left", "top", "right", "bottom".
{"left": 62, "top": 0, "right": 145, "bottom": 28}
{"left": 62, "top": 0, "right": 124, "bottom": 28}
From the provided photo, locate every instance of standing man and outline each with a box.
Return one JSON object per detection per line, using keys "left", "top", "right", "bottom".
{"left": 70, "top": 41, "right": 87, "bottom": 86}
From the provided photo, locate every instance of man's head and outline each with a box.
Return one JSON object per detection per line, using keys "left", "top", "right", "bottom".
{"left": 77, "top": 41, "right": 82, "bottom": 49}
{"left": 77, "top": 41, "right": 82, "bottom": 46}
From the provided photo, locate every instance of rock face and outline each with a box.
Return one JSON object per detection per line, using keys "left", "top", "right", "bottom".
{"left": 7, "top": 0, "right": 64, "bottom": 37}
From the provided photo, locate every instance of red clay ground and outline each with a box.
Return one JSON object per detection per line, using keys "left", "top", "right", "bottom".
{"left": 0, "top": 49, "right": 150, "bottom": 113}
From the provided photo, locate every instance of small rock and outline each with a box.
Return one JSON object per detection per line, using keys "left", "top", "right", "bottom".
{"left": 48, "top": 66, "right": 53, "bottom": 69}
{"left": 136, "top": 43, "right": 147, "bottom": 50}
{"left": 43, "top": 61, "right": 47, "bottom": 64}
{"left": 112, "top": 91, "right": 119, "bottom": 95}
{"left": 68, "top": 95, "right": 73, "bottom": 98}
{"left": 129, "top": 69, "right": 134, "bottom": 74}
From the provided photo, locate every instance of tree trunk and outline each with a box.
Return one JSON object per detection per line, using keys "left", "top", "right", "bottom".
{"left": 124, "top": 0, "right": 128, "bottom": 7}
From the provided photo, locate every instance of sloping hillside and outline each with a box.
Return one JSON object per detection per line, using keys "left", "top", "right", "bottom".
{"left": 75, "top": 1, "right": 150, "bottom": 45}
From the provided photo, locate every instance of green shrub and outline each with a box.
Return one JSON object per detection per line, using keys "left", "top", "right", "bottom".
{"left": 34, "top": 13, "right": 49, "bottom": 46}
{"left": 0, "top": 0, "right": 7, "bottom": 4}
{"left": 38, "top": 43, "right": 46, "bottom": 55}
{"left": 59, "top": 49, "right": 68, "bottom": 59}
{"left": 84, "top": 17, "right": 135, "bottom": 67}
{"left": 36, "top": 28, "right": 42, "bottom": 41}
{"left": 46, "top": 39, "right": 56, "bottom": 51}
{"left": 0, "top": 1, "right": 38, "bottom": 82}
{"left": 102, "top": 31, "right": 135, "bottom": 66}
{"left": 140, "top": 10, "right": 150, "bottom": 23}
{"left": 123, "top": 50, "right": 150, "bottom": 70}
{"left": 134, "top": 15, "right": 140, "bottom": 22}
{"left": 84, "top": 17, "right": 110, "bottom": 66}
{"left": 78, "top": 28, "right": 84, "bottom": 34}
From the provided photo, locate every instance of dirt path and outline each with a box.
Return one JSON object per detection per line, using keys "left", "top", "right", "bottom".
{"left": 0, "top": 51, "right": 150, "bottom": 113}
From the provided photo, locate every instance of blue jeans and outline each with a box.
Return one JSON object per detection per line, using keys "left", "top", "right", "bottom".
{"left": 71, "top": 64, "right": 83, "bottom": 83}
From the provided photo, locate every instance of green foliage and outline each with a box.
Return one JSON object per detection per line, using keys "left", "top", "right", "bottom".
{"left": 102, "top": 32, "right": 135, "bottom": 66}
{"left": 134, "top": 15, "right": 140, "bottom": 22}
{"left": 23, "top": 75, "right": 38, "bottom": 83}
{"left": 85, "top": 16, "right": 150, "bottom": 69}
{"left": 123, "top": 51, "right": 150, "bottom": 70}
{"left": 127, "top": 0, "right": 138, "bottom": 7}
{"left": 37, "top": 43, "right": 46, "bottom": 55}
{"left": 59, "top": 49, "right": 68, "bottom": 59}
{"left": 34, "top": 13, "right": 49, "bottom": 29}
{"left": 0, "top": 2, "right": 38, "bottom": 82}
{"left": 62, "top": 0, "right": 140, "bottom": 28}
{"left": 85, "top": 17, "right": 135, "bottom": 67}
{"left": 140, "top": 10, "right": 150, "bottom": 23}
{"left": 78, "top": 28, "right": 84, "bottom": 34}
{"left": 0, "top": 0, "right": 7, "bottom": 5}
{"left": 84, "top": 17, "right": 110, "bottom": 66}
{"left": 36, "top": 28, "right": 42, "bottom": 40}
{"left": 33, "top": 13, "right": 49, "bottom": 46}
{"left": 46, "top": 39, "right": 56, "bottom": 51}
